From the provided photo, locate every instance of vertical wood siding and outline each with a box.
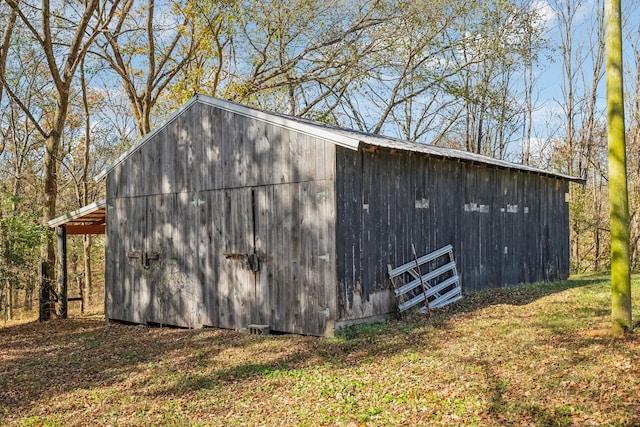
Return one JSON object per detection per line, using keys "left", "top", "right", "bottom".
{"left": 335, "top": 148, "right": 570, "bottom": 321}
{"left": 105, "top": 99, "right": 571, "bottom": 335}
{"left": 105, "top": 102, "right": 337, "bottom": 335}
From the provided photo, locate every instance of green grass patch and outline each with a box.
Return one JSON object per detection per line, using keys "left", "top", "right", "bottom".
{"left": 1, "top": 275, "right": 640, "bottom": 426}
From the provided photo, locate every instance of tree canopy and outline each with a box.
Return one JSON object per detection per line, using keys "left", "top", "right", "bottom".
{"left": 0, "top": 0, "right": 638, "bottom": 327}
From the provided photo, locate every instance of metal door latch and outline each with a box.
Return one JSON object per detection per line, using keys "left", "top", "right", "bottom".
{"left": 127, "top": 250, "right": 160, "bottom": 269}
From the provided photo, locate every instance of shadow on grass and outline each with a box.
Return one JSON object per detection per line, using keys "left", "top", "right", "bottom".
{"left": 0, "top": 274, "right": 630, "bottom": 426}
{"left": 435, "top": 275, "right": 608, "bottom": 316}
{"left": 0, "top": 319, "right": 257, "bottom": 420}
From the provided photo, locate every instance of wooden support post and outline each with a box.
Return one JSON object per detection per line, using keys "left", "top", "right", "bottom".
{"left": 56, "top": 226, "right": 68, "bottom": 319}
{"left": 39, "top": 260, "right": 52, "bottom": 322}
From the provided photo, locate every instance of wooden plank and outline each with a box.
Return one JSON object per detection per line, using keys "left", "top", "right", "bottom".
{"left": 162, "top": 192, "right": 189, "bottom": 326}
{"left": 282, "top": 183, "right": 295, "bottom": 331}
{"left": 265, "top": 184, "right": 278, "bottom": 330}
{"left": 209, "top": 189, "right": 227, "bottom": 327}
{"left": 162, "top": 118, "right": 177, "bottom": 194}
{"left": 189, "top": 191, "right": 205, "bottom": 327}
{"left": 220, "top": 110, "right": 237, "bottom": 188}
{"left": 107, "top": 164, "right": 119, "bottom": 199}
{"left": 156, "top": 128, "right": 168, "bottom": 195}
{"left": 176, "top": 110, "right": 189, "bottom": 192}
{"left": 255, "top": 120, "right": 273, "bottom": 186}
{"left": 290, "top": 127, "right": 302, "bottom": 183}
{"left": 141, "top": 126, "right": 152, "bottom": 196}
{"left": 145, "top": 194, "right": 162, "bottom": 324}
{"left": 233, "top": 114, "right": 248, "bottom": 187}
{"left": 310, "top": 135, "right": 322, "bottom": 182}
{"left": 195, "top": 190, "right": 211, "bottom": 327}
{"left": 395, "top": 152, "right": 411, "bottom": 270}
{"left": 289, "top": 182, "right": 302, "bottom": 333}
{"left": 312, "top": 179, "right": 333, "bottom": 335}
{"left": 240, "top": 188, "right": 253, "bottom": 328}
{"left": 64, "top": 225, "right": 105, "bottom": 235}
{"left": 205, "top": 105, "right": 223, "bottom": 191}
{"left": 199, "top": 190, "right": 214, "bottom": 326}
{"left": 128, "top": 149, "right": 141, "bottom": 198}
{"left": 320, "top": 179, "right": 336, "bottom": 334}
{"left": 278, "top": 128, "right": 291, "bottom": 184}
{"left": 561, "top": 180, "right": 570, "bottom": 277}
{"left": 458, "top": 165, "right": 472, "bottom": 291}
{"left": 300, "top": 180, "right": 315, "bottom": 334}
{"left": 186, "top": 102, "right": 201, "bottom": 193}
{"left": 129, "top": 196, "right": 147, "bottom": 324}
{"left": 141, "top": 194, "right": 157, "bottom": 324}
{"left": 334, "top": 148, "right": 362, "bottom": 319}
{"left": 118, "top": 197, "right": 131, "bottom": 320}
{"left": 522, "top": 173, "right": 533, "bottom": 282}
{"left": 104, "top": 198, "right": 120, "bottom": 321}
{"left": 412, "top": 155, "right": 428, "bottom": 264}
{"left": 242, "top": 115, "right": 258, "bottom": 187}
{"left": 254, "top": 185, "right": 272, "bottom": 326}
{"left": 476, "top": 166, "right": 492, "bottom": 287}
{"left": 270, "top": 183, "right": 286, "bottom": 331}
{"left": 219, "top": 189, "right": 234, "bottom": 328}
{"left": 276, "top": 124, "right": 289, "bottom": 185}
{"left": 217, "top": 188, "right": 253, "bottom": 329}
{"left": 359, "top": 150, "right": 378, "bottom": 316}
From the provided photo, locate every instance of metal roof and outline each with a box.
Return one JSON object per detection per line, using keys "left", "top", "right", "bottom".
{"left": 48, "top": 199, "right": 106, "bottom": 234}
{"left": 94, "top": 94, "right": 584, "bottom": 183}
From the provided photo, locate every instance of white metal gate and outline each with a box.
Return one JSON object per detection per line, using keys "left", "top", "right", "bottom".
{"left": 388, "top": 245, "right": 462, "bottom": 314}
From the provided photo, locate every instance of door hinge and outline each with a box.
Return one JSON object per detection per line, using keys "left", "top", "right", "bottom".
{"left": 317, "top": 253, "right": 330, "bottom": 262}
{"left": 316, "top": 190, "right": 328, "bottom": 199}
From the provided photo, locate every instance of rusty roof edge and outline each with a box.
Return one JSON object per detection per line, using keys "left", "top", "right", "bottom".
{"left": 355, "top": 137, "right": 584, "bottom": 183}
{"left": 48, "top": 199, "right": 107, "bottom": 228}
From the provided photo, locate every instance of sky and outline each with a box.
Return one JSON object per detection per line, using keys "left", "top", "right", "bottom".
{"left": 531, "top": 0, "right": 640, "bottom": 143}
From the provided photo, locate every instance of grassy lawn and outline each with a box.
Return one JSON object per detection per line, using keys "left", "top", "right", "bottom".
{"left": 1, "top": 275, "right": 640, "bottom": 426}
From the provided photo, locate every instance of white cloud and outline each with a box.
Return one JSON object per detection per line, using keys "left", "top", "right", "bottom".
{"left": 531, "top": 0, "right": 558, "bottom": 30}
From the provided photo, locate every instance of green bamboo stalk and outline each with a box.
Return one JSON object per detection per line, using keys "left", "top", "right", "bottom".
{"left": 605, "top": 0, "right": 632, "bottom": 335}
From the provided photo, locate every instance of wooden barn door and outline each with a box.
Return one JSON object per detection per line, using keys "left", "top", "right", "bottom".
{"left": 213, "top": 188, "right": 259, "bottom": 329}
{"left": 108, "top": 196, "right": 148, "bottom": 324}
{"left": 112, "top": 193, "right": 203, "bottom": 328}
{"left": 208, "top": 182, "right": 334, "bottom": 336}
{"left": 254, "top": 181, "right": 334, "bottom": 336}
{"left": 145, "top": 193, "right": 204, "bottom": 328}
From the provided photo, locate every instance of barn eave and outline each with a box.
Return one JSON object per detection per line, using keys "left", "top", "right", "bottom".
{"left": 48, "top": 199, "right": 106, "bottom": 235}
{"left": 94, "top": 94, "right": 584, "bottom": 185}
{"left": 94, "top": 94, "right": 362, "bottom": 181}
{"left": 357, "top": 142, "right": 585, "bottom": 184}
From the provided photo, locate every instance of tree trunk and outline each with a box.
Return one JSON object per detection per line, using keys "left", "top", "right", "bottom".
{"left": 80, "top": 62, "right": 93, "bottom": 308}
{"left": 24, "top": 278, "right": 33, "bottom": 311}
{"left": 595, "top": 226, "right": 600, "bottom": 271}
{"left": 40, "top": 260, "right": 53, "bottom": 321}
{"left": 83, "top": 235, "right": 92, "bottom": 306}
{"left": 605, "top": 0, "right": 632, "bottom": 335}
{"left": 3, "top": 281, "right": 7, "bottom": 327}
{"left": 7, "top": 283, "right": 12, "bottom": 320}
{"left": 40, "top": 131, "right": 60, "bottom": 321}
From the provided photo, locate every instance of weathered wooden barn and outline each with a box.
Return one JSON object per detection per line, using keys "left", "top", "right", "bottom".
{"left": 51, "top": 94, "right": 581, "bottom": 336}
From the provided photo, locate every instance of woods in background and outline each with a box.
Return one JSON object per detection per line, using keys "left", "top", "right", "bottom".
{"left": 0, "top": 0, "right": 637, "bottom": 318}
